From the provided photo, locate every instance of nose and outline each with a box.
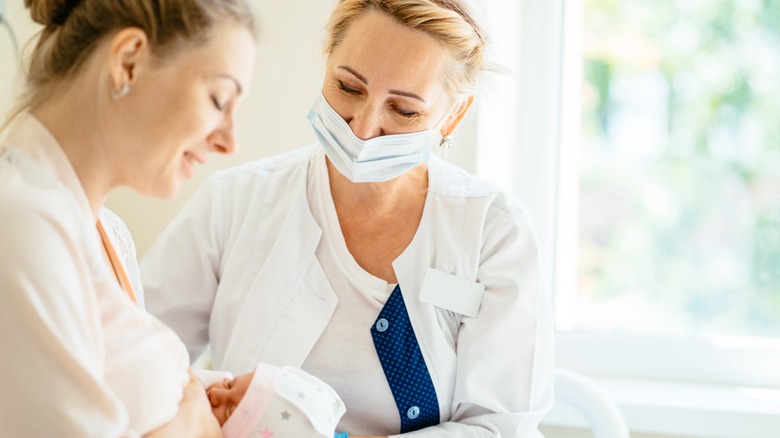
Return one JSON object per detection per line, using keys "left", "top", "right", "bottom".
{"left": 207, "top": 386, "right": 225, "bottom": 407}
{"left": 208, "top": 112, "right": 239, "bottom": 155}
{"left": 345, "top": 103, "right": 384, "bottom": 140}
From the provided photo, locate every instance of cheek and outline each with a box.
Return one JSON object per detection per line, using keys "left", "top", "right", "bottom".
{"left": 322, "top": 87, "right": 353, "bottom": 119}
{"left": 157, "top": 107, "right": 213, "bottom": 155}
{"left": 152, "top": 80, "right": 212, "bottom": 140}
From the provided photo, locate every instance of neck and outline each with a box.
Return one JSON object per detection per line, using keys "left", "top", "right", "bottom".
{"left": 31, "top": 82, "right": 114, "bottom": 218}
{"left": 326, "top": 158, "right": 428, "bottom": 218}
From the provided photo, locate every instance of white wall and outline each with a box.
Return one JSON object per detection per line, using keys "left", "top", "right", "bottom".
{"left": 1, "top": 1, "right": 36, "bottom": 119}
{"left": 0, "top": 0, "right": 478, "bottom": 256}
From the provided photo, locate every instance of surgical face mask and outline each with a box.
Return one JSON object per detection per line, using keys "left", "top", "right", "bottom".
{"left": 307, "top": 93, "right": 437, "bottom": 183}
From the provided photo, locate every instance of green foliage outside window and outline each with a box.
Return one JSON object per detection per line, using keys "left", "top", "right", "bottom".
{"left": 578, "top": 0, "right": 780, "bottom": 337}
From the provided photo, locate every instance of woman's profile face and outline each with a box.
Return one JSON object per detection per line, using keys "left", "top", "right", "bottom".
{"left": 322, "top": 11, "right": 454, "bottom": 141}
{"left": 119, "top": 20, "right": 255, "bottom": 199}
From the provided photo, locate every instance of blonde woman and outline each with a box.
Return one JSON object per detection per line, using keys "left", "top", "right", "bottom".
{"left": 144, "top": 1, "right": 555, "bottom": 437}
{"left": 0, "top": 0, "right": 255, "bottom": 436}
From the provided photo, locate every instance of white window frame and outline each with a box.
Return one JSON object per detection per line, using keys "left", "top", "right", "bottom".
{"left": 475, "top": 0, "right": 780, "bottom": 435}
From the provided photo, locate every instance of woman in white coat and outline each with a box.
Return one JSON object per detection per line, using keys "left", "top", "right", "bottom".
{"left": 142, "top": 1, "right": 554, "bottom": 437}
{"left": 0, "top": 0, "right": 255, "bottom": 436}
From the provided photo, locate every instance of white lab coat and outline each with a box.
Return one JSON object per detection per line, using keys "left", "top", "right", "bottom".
{"left": 0, "top": 115, "right": 189, "bottom": 437}
{"left": 142, "top": 145, "right": 555, "bottom": 437}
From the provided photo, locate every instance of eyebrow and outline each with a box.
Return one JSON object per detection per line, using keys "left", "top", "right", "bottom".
{"left": 337, "top": 65, "right": 426, "bottom": 103}
{"left": 338, "top": 65, "right": 367, "bottom": 84}
{"left": 216, "top": 74, "right": 243, "bottom": 95}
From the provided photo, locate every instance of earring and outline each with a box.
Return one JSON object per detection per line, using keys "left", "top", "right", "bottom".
{"left": 111, "top": 84, "right": 131, "bottom": 100}
{"left": 439, "top": 135, "right": 453, "bottom": 151}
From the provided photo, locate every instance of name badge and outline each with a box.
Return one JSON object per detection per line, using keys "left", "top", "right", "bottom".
{"left": 419, "top": 268, "right": 485, "bottom": 318}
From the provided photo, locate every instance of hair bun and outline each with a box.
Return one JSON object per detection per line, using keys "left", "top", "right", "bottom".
{"left": 25, "top": 0, "right": 82, "bottom": 26}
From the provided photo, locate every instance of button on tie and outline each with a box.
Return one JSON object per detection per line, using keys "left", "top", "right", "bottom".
{"left": 407, "top": 406, "right": 420, "bottom": 419}
{"left": 376, "top": 318, "right": 389, "bottom": 332}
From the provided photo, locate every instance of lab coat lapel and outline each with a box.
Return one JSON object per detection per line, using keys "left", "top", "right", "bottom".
{"left": 220, "top": 181, "right": 337, "bottom": 373}
{"left": 391, "top": 157, "right": 472, "bottom": 415}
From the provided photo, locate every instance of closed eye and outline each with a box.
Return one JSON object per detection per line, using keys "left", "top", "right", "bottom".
{"left": 212, "top": 96, "right": 224, "bottom": 111}
{"left": 393, "top": 105, "right": 420, "bottom": 119}
{"left": 338, "top": 80, "right": 360, "bottom": 95}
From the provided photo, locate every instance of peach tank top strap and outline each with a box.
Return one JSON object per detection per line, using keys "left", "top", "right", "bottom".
{"left": 97, "top": 219, "right": 138, "bottom": 305}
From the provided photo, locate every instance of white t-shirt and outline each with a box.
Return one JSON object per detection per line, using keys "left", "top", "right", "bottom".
{"left": 300, "top": 151, "right": 401, "bottom": 436}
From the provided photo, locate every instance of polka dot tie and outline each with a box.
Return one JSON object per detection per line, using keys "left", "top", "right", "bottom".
{"left": 371, "top": 285, "right": 440, "bottom": 433}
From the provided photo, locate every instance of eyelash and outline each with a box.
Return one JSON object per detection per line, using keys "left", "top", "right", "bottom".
{"left": 337, "top": 80, "right": 360, "bottom": 95}
{"left": 337, "top": 81, "right": 420, "bottom": 119}
{"left": 394, "top": 106, "right": 419, "bottom": 119}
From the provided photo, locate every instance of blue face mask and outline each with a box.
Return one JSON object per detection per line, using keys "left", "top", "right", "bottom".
{"left": 307, "top": 93, "right": 436, "bottom": 183}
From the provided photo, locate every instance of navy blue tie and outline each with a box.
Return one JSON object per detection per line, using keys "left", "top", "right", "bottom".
{"left": 371, "top": 285, "right": 440, "bottom": 433}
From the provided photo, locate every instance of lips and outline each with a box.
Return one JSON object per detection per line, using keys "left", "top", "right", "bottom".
{"left": 184, "top": 151, "right": 205, "bottom": 165}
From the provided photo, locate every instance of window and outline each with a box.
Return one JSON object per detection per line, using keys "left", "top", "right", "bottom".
{"left": 569, "top": 0, "right": 780, "bottom": 341}
{"left": 558, "top": 0, "right": 780, "bottom": 389}
{"left": 477, "top": 0, "right": 780, "bottom": 390}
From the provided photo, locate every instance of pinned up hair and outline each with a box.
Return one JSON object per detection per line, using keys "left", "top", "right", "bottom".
{"left": 324, "top": 0, "right": 488, "bottom": 97}
{"left": 11, "top": 0, "right": 255, "bottom": 121}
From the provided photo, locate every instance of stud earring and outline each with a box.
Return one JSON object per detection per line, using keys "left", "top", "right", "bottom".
{"left": 111, "top": 84, "right": 131, "bottom": 100}
{"left": 439, "top": 135, "right": 453, "bottom": 151}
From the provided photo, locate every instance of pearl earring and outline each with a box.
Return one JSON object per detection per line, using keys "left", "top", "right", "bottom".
{"left": 439, "top": 135, "right": 453, "bottom": 151}
{"left": 111, "top": 84, "right": 131, "bottom": 100}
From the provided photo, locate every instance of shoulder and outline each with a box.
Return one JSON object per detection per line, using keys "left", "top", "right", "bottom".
{"left": 0, "top": 159, "right": 93, "bottom": 301}
{"left": 429, "top": 158, "right": 534, "bottom": 229}
{"left": 209, "top": 144, "right": 317, "bottom": 190}
{"left": 0, "top": 159, "right": 84, "bottom": 248}
{"left": 182, "top": 145, "right": 317, "bottom": 229}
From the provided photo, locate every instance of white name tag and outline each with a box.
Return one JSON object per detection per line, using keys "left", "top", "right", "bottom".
{"left": 419, "top": 267, "right": 485, "bottom": 318}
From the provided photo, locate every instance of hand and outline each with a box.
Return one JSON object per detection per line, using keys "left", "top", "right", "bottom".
{"left": 144, "top": 369, "right": 222, "bottom": 438}
{"left": 181, "top": 369, "right": 223, "bottom": 437}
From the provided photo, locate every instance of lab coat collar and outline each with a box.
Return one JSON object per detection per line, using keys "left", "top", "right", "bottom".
{"left": 392, "top": 152, "right": 472, "bottom": 289}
